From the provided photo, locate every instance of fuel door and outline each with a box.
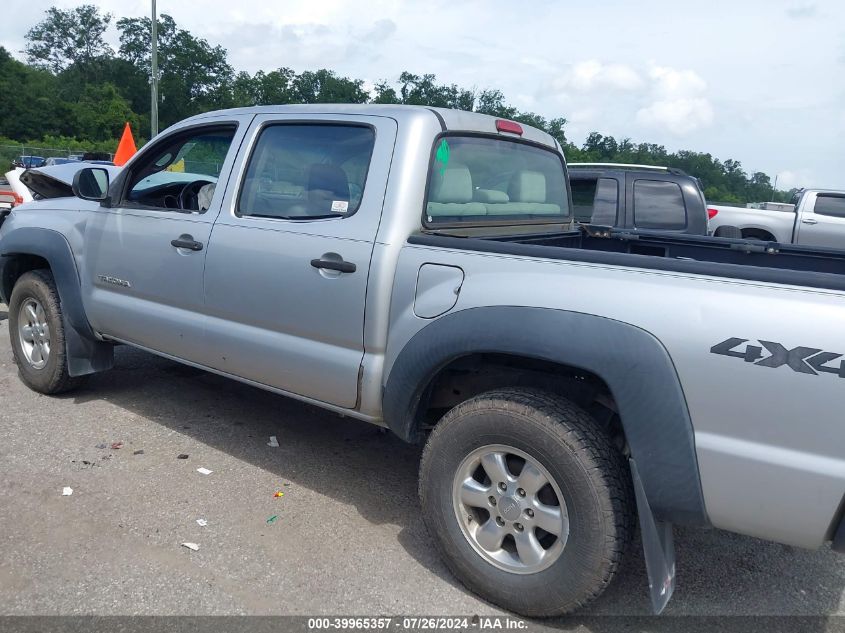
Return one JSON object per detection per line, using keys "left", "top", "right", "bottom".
{"left": 414, "top": 264, "right": 464, "bottom": 319}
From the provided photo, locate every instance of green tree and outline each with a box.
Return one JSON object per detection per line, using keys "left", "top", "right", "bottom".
{"left": 292, "top": 69, "right": 369, "bottom": 104}
{"left": 117, "top": 14, "right": 233, "bottom": 126}
{"left": 0, "top": 46, "right": 68, "bottom": 139}
{"left": 25, "top": 5, "right": 113, "bottom": 78}
{"left": 72, "top": 83, "right": 140, "bottom": 142}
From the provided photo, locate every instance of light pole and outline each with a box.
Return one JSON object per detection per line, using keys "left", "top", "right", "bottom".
{"left": 150, "top": 0, "right": 159, "bottom": 137}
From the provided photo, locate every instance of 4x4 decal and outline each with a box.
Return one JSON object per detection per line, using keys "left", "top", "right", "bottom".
{"left": 710, "top": 337, "right": 845, "bottom": 378}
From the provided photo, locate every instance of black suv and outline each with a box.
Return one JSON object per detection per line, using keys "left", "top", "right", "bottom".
{"left": 568, "top": 163, "right": 710, "bottom": 236}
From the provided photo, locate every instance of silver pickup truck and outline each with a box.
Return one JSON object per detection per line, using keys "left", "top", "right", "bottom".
{"left": 1, "top": 105, "right": 843, "bottom": 616}
{"left": 710, "top": 190, "right": 845, "bottom": 247}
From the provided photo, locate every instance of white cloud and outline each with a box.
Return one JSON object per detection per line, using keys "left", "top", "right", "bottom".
{"left": 553, "top": 60, "right": 643, "bottom": 93}
{"left": 635, "top": 65, "right": 714, "bottom": 136}
{"left": 636, "top": 98, "right": 715, "bottom": 136}
{"left": 648, "top": 66, "right": 708, "bottom": 99}
{"left": 776, "top": 169, "right": 814, "bottom": 190}
{"left": 786, "top": 4, "right": 818, "bottom": 18}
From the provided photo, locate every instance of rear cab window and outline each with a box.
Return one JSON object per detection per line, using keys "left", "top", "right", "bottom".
{"left": 633, "top": 179, "right": 687, "bottom": 230}
{"left": 424, "top": 135, "right": 569, "bottom": 226}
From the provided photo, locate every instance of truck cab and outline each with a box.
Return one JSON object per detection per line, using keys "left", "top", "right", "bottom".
{"left": 568, "top": 163, "right": 710, "bottom": 235}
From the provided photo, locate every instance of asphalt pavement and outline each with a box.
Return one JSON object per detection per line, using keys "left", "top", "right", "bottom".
{"left": 0, "top": 302, "right": 843, "bottom": 630}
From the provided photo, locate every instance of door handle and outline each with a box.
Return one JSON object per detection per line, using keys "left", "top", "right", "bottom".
{"left": 801, "top": 218, "right": 818, "bottom": 225}
{"left": 310, "top": 258, "right": 356, "bottom": 273}
{"left": 171, "top": 234, "right": 203, "bottom": 251}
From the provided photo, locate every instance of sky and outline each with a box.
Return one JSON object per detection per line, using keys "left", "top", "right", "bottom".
{"left": 2, "top": 0, "right": 844, "bottom": 190}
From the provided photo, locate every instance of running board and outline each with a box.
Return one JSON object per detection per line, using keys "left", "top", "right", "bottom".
{"left": 630, "top": 458, "right": 676, "bottom": 614}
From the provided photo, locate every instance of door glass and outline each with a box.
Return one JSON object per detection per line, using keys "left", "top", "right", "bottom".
{"left": 814, "top": 195, "right": 845, "bottom": 218}
{"left": 123, "top": 126, "right": 237, "bottom": 212}
{"left": 633, "top": 180, "right": 687, "bottom": 230}
{"left": 237, "top": 124, "right": 376, "bottom": 220}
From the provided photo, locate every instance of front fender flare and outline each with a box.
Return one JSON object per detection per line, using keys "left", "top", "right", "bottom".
{"left": 383, "top": 306, "right": 707, "bottom": 526}
{"left": 0, "top": 227, "right": 113, "bottom": 376}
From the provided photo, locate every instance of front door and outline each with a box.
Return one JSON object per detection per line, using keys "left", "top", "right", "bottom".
{"left": 81, "top": 118, "right": 250, "bottom": 363}
{"left": 202, "top": 114, "right": 397, "bottom": 408}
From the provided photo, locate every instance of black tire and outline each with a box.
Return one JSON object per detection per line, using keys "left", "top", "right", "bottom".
{"left": 8, "top": 269, "right": 85, "bottom": 394}
{"left": 419, "top": 388, "right": 633, "bottom": 617}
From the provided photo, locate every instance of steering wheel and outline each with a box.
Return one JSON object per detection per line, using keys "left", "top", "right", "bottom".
{"left": 178, "top": 179, "right": 214, "bottom": 211}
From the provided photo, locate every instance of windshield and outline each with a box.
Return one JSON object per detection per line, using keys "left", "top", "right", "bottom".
{"left": 425, "top": 135, "right": 570, "bottom": 226}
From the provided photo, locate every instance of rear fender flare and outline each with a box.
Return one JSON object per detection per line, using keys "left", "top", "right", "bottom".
{"left": 383, "top": 306, "right": 707, "bottom": 526}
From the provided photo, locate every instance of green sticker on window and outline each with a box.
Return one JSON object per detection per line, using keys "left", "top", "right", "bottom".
{"left": 435, "top": 139, "right": 450, "bottom": 175}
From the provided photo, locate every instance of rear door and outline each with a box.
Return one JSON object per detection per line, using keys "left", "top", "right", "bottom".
{"left": 794, "top": 192, "right": 845, "bottom": 249}
{"left": 202, "top": 114, "right": 397, "bottom": 408}
{"left": 626, "top": 173, "right": 688, "bottom": 232}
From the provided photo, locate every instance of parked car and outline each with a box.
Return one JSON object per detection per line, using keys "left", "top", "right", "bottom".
{"left": 11, "top": 156, "right": 46, "bottom": 169}
{"left": 709, "top": 189, "right": 845, "bottom": 248}
{"left": 1, "top": 105, "right": 843, "bottom": 617}
{"left": 568, "top": 163, "right": 711, "bottom": 235}
{"left": 43, "top": 157, "right": 80, "bottom": 166}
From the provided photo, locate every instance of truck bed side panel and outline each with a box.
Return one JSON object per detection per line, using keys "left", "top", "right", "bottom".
{"left": 385, "top": 243, "right": 845, "bottom": 548}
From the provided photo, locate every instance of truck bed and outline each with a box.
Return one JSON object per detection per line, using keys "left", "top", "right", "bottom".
{"left": 411, "top": 226, "right": 845, "bottom": 293}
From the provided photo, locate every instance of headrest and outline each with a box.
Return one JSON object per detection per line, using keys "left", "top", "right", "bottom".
{"left": 307, "top": 164, "right": 349, "bottom": 200}
{"left": 474, "top": 189, "right": 510, "bottom": 203}
{"left": 509, "top": 171, "right": 547, "bottom": 203}
{"left": 429, "top": 165, "right": 473, "bottom": 203}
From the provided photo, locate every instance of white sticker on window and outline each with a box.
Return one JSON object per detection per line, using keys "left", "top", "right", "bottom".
{"left": 331, "top": 200, "right": 349, "bottom": 213}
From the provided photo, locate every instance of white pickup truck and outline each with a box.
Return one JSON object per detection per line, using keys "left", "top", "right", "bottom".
{"left": 710, "top": 189, "right": 845, "bottom": 248}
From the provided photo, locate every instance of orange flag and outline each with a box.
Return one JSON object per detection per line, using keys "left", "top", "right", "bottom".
{"left": 113, "top": 122, "right": 138, "bottom": 166}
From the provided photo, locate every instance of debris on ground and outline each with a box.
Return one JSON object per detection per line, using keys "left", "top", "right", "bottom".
{"left": 95, "top": 443, "right": 107, "bottom": 449}
{"left": 133, "top": 449, "right": 144, "bottom": 456}
{"left": 181, "top": 542, "right": 199, "bottom": 551}
{"left": 71, "top": 460, "right": 99, "bottom": 469}
{"left": 196, "top": 519, "right": 208, "bottom": 527}
{"left": 110, "top": 441, "right": 124, "bottom": 450}
{"left": 62, "top": 487, "right": 73, "bottom": 496}
{"left": 267, "top": 435, "right": 279, "bottom": 447}
{"left": 266, "top": 515, "right": 278, "bottom": 525}
{"left": 177, "top": 454, "right": 189, "bottom": 460}
{"left": 196, "top": 467, "right": 212, "bottom": 475}
{"left": 283, "top": 482, "right": 291, "bottom": 487}
{"left": 274, "top": 491, "right": 284, "bottom": 498}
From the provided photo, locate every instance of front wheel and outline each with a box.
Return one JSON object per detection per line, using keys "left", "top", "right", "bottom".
{"left": 8, "top": 270, "right": 85, "bottom": 394}
{"left": 419, "top": 388, "right": 633, "bottom": 616}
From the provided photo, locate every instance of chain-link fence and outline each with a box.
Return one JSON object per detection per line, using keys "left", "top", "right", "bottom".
{"left": 0, "top": 144, "right": 115, "bottom": 170}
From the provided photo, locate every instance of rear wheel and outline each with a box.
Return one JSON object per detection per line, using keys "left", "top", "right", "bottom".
{"left": 8, "top": 270, "right": 84, "bottom": 394}
{"left": 419, "top": 388, "right": 633, "bottom": 616}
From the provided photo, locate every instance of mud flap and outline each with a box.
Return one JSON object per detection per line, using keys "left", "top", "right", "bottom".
{"left": 64, "top": 314, "right": 113, "bottom": 376}
{"left": 630, "top": 458, "right": 676, "bottom": 614}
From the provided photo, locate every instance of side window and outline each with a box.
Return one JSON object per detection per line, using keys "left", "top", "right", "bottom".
{"left": 238, "top": 124, "right": 375, "bottom": 220}
{"left": 570, "top": 178, "right": 597, "bottom": 222}
{"left": 592, "top": 178, "right": 619, "bottom": 225}
{"left": 123, "top": 126, "right": 236, "bottom": 212}
{"left": 633, "top": 180, "right": 686, "bottom": 230}
{"left": 570, "top": 177, "right": 618, "bottom": 225}
{"left": 814, "top": 195, "right": 845, "bottom": 218}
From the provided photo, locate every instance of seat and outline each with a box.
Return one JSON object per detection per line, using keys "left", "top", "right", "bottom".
{"left": 485, "top": 170, "right": 561, "bottom": 215}
{"left": 426, "top": 165, "right": 486, "bottom": 217}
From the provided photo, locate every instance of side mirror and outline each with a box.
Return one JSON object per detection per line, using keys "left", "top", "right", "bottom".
{"left": 72, "top": 167, "right": 110, "bottom": 202}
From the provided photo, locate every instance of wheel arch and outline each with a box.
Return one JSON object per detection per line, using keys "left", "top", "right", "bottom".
{"left": 383, "top": 306, "right": 708, "bottom": 526}
{"left": 0, "top": 227, "right": 113, "bottom": 376}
